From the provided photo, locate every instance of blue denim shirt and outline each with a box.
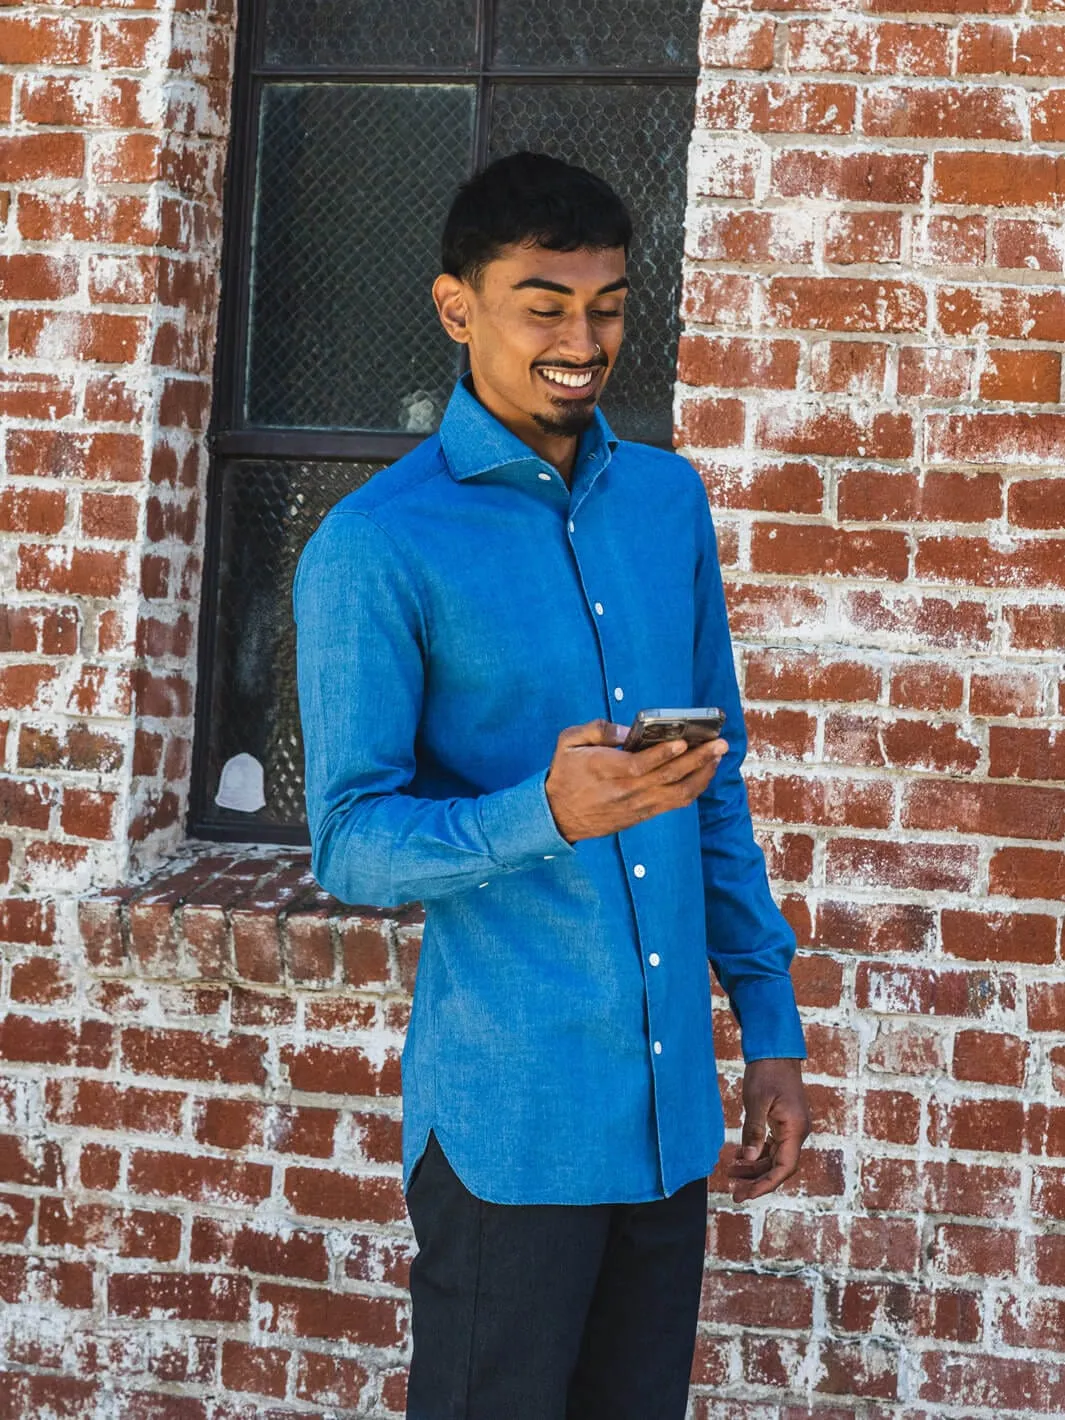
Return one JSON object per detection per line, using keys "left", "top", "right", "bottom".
{"left": 294, "top": 376, "right": 805, "bottom": 1205}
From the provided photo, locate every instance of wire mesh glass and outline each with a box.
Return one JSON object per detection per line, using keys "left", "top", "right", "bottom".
{"left": 492, "top": 0, "right": 699, "bottom": 70}
{"left": 245, "top": 84, "right": 474, "bottom": 433}
{"left": 201, "top": 459, "right": 384, "bottom": 831}
{"left": 488, "top": 84, "right": 694, "bottom": 444}
{"left": 262, "top": 0, "right": 480, "bottom": 69}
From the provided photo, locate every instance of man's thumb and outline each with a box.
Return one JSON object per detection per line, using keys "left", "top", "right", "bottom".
{"left": 561, "top": 718, "right": 626, "bottom": 749}
{"left": 740, "top": 1106, "right": 767, "bottom": 1160}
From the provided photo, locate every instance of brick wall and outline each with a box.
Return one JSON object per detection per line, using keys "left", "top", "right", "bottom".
{"left": 1, "top": 0, "right": 1064, "bottom": 1415}
{"left": 0, "top": 0, "right": 235, "bottom": 902}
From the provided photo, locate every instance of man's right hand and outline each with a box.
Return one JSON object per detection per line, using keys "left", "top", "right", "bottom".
{"left": 544, "top": 718, "right": 728, "bottom": 844}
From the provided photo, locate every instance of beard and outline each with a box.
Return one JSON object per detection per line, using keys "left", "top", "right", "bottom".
{"left": 532, "top": 400, "right": 598, "bottom": 437}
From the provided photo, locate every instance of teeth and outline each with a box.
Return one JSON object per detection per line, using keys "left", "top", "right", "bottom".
{"left": 540, "top": 368, "right": 595, "bottom": 389}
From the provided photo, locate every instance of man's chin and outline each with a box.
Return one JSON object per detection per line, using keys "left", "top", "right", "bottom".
{"left": 532, "top": 400, "right": 598, "bottom": 438}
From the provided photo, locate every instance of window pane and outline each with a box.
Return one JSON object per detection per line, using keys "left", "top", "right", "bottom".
{"left": 246, "top": 84, "right": 474, "bottom": 433}
{"left": 492, "top": 0, "right": 699, "bottom": 70}
{"left": 262, "top": 0, "right": 479, "bottom": 69}
{"left": 200, "top": 459, "right": 385, "bottom": 831}
{"left": 489, "top": 84, "right": 694, "bottom": 444}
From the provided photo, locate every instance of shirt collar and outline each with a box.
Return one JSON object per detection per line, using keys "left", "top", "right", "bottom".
{"left": 438, "top": 373, "right": 618, "bottom": 484}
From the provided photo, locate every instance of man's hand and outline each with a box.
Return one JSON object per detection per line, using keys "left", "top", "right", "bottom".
{"left": 544, "top": 718, "right": 728, "bottom": 844}
{"left": 728, "top": 1058, "right": 811, "bottom": 1203}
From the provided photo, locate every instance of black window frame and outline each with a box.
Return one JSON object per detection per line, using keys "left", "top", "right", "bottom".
{"left": 189, "top": 0, "right": 699, "bottom": 843}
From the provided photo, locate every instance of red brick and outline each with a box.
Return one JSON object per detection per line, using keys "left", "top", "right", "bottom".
{"left": 827, "top": 838, "right": 977, "bottom": 892}
{"left": 903, "top": 779, "right": 1065, "bottom": 840}
{"left": 772, "top": 149, "right": 924, "bottom": 203}
{"left": 0, "top": 1016, "right": 111, "bottom": 1069}
{"left": 953, "top": 1029, "right": 1028, "bottom": 1087}
{"left": 788, "top": 19, "right": 875, "bottom": 72}
{"left": 0, "top": 898, "right": 56, "bottom": 947}
{"left": 700, "top": 1271, "right": 814, "bottom": 1328}
{"left": 1006, "top": 604, "right": 1065, "bottom": 651}
{"left": 751, "top": 521, "right": 909, "bottom": 580}
{"left": 221, "top": 1341, "right": 289, "bottom": 1400}
{"left": 280, "top": 1041, "right": 401, "bottom": 1097}
{"left": 990, "top": 725, "right": 1065, "bottom": 779}
{"left": 867, "top": 85, "right": 1021, "bottom": 141}
{"left": 725, "top": 583, "right": 828, "bottom": 638}
{"left": 746, "top": 708, "right": 818, "bottom": 762}
{"left": 0, "top": 1256, "right": 93, "bottom": 1310}
{"left": 61, "top": 788, "right": 118, "bottom": 841}
{"left": 746, "top": 650, "right": 881, "bottom": 704}
{"left": 9, "top": 310, "right": 146, "bottom": 365}
{"left": 971, "top": 669, "right": 1043, "bottom": 718}
{"left": 990, "top": 846, "right": 1065, "bottom": 900}
{"left": 0, "top": 133, "right": 84, "bottom": 182}
{"left": 817, "top": 899, "right": 934, "bottom": 956}
{"left": 889, "top": 662, "right": 963, "bottom": 711}
{"left": 920, "top": 1352, "right": 1065, "bottom": 1410}
{"left": 929, "top": 1096, "right": 1025, "bottom": 1152}
{"left": 190, "top": 1218, "right": 329, "bottom": 1282}
{"left": 863, "top": 1089, "right": 920, "bottom": 1145}
{"left": 284, "top": 1167, "right": 404, "bottom": 1225}
{"left": 916, "top": 533, "right": 1065, "bottom": 588}
{"left": 917, "top": 214, "right": 988, "bottom": 268}
{"left": 749, "top": 772, "right": 892, "bottom": 830}
{"left": 943, "top": 909, "right": 1057, "bottom": 965}
{"left": 675, "top": 396, "right": 745, "bottom": 450}
{"left": 768, "top": 277, "right": 924, "bottom": 334}
{"left": 755, "top": 407, "right": 913, "bottom": 461}
{"left": 0, "top": 1192, "right": 34, "bottom": 1245}
{"left": 1009, "top": 477, "right": 1065, "bottom": 531}
{"left": 258, "top": 1283, "right": 403, "bottom": 1348}
{"left": 45, "top": 1078, "right": 184, "bottom": 1136}
{"left": 108, "top": 1271, "right": 250, "bottom": 1323}
{"left": 937, "top": 285, "right": 1065, "bottom": 342}
{"left": 39, "top": 1201, "right": 181, "bottom": 1262}
{"left": 680, "top": 271, "right": 756, "bottom": 328}
{"left": 18, "top": 545, "right": 128, "bottom": 600}
{"left": 874, "top": 21, "right": 952, "bottom": 74}
{"left": 0, "top": 1132, "right": 63, "bottom": 1188}
{"left": 686, "top": 209, "right": 814, "bottom": 264}
{"left": 121, "top": 1027, "right": 266, "bottom": 1085}
{"left": 700, "top": 17, "right": 776, "bottom": 68}
{"left": 698, "top": 79, "right": 856, "bottom": 135}
{"left": 897, "top": 345, "right": 974, "bottom": 398}
{"left": 981, "top": 348, "right": 1061, "bottom": 404}
{"left": 857, "top": 963, "right": 1014, "bottom": 1020}
{"left": 296, "top": 1350, "right": 370, "bottom": 1408}
{"left": 810, "top": 341, "right": 887, "bottom": 396}
{"left": 128, "top": 1150, "right": 271, "bottom": 1208}
{"left": 678, "top": 335, "right": 799, "bottom": 391}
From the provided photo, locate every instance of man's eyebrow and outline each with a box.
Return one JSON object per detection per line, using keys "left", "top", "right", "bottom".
{"left": 511, "top": 276, "right": 631, "bottom": 296}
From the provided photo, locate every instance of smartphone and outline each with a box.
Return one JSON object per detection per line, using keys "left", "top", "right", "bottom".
{"left": 621, "top": 707, "right": 726, "bottom": 752}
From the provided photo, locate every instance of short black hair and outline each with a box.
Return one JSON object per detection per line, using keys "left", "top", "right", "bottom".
{"left": 441, "top": 151, "right": 632, "bottom": 286}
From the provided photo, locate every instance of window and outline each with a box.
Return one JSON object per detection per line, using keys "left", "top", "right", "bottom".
{"left": 190, "top": 0, "right": 700, "bottom": 841}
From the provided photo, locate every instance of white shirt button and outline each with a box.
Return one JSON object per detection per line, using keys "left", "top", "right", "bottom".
{"left": 543, "top": 855, "right": 555, "bottom": 861}
{"left": 614, "top": 687, "right": 624, "bottom": 701}
{"left": 568, "top": 520, "right": 575, "bottom": 533}
{"left": 648, "top": 953, "right": 661, "bottom": 967}
{"left": 633, "top": 864, "right": 646, "bottom": 878}
{"left": 478, "top": 882, "right": 489, "bottom": 888}
{"left": 594, "top": 602, "right": 604, "bottom": 616}
{"left": 538, "top": 471, "right": 551, "bottom": 482}
{"left": 653, "top": 1040, "right": 663, "bottom": 1055}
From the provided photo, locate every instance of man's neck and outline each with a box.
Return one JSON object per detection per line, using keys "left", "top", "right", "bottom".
{"left": 467, "top": 377, "right": 580, "bottom": 488}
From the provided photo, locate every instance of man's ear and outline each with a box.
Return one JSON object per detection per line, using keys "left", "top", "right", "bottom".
{"left": 433, "top": 274, "right": 472, "bottom": 345}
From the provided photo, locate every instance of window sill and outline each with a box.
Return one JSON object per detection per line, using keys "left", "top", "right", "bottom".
{"left": 78, "top": 841, "right": 424, "bottom": 989}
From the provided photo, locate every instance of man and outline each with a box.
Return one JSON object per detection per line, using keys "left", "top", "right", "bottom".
{"left": 295, "top": 152, "right": 810, "bottom": 1420}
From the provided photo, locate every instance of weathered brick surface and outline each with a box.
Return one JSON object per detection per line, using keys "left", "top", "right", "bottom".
{"left": 0, "top": 0, "right": 1063, "bottom": 1415}
{"left": 0, "top": 0, "right": 234, "bottom": 892}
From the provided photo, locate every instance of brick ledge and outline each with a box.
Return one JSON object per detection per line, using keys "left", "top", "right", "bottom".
{"left": 78, "top": 841, "right": 424, "bottom": 988}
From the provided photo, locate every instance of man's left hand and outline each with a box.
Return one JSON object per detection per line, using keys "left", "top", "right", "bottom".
{"left": 727, "top": 1058, "right": 811, "bottom": 1203}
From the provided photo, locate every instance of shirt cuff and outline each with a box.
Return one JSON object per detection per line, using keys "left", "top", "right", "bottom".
{"left": 730, "top": 974, "right": 807, "bottom": 1064}
{"left": 479, "top": 768, "right": 577, "bottom": 870}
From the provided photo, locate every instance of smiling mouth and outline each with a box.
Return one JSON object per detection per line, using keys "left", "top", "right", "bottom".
{"left": 535, "top": 365, "right": 604, "bottom": 396}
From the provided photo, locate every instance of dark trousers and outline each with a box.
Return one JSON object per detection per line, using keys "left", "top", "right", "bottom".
{"left": 405, "top": 1133, "right": 708, "bottom": 1420}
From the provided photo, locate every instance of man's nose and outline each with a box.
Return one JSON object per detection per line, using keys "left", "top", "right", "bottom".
{"left": 556, "top": 318, "right": 601, "bottom": 364}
